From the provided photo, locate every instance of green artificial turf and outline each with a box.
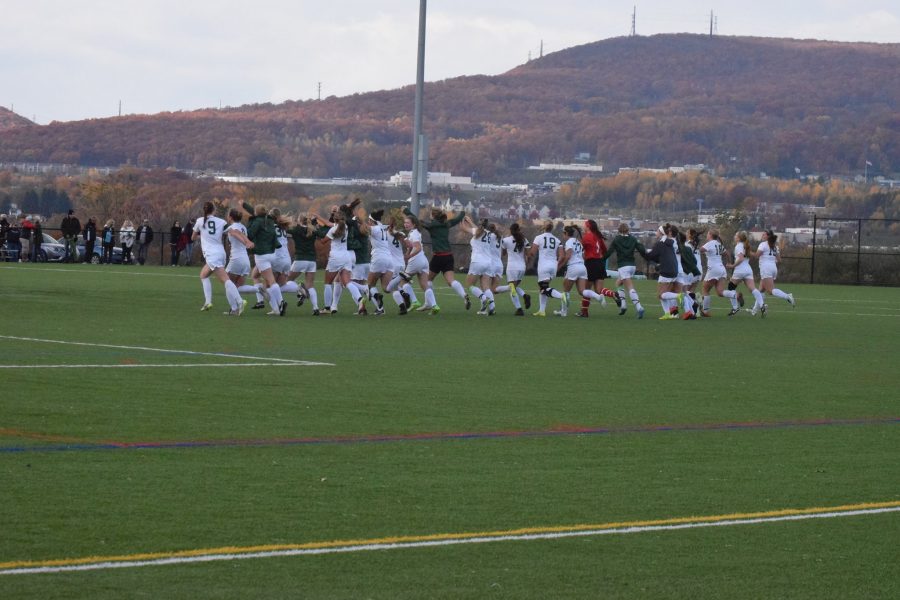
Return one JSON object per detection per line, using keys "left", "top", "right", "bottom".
{"left": 0, "top": 263, "right": 897, "bottom": 598}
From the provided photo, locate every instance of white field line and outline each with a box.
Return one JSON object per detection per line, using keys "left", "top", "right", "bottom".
{"left": 2, "top": 506, "right": 897, "bottom": 576}
{"left": 790, "top": 311, "right": 900, "bottom": 318}
{"left": 0, "top": 335, "right": 334, "bottom": 367}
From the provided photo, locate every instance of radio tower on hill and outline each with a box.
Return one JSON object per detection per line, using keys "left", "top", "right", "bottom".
{"left": 631, "top": 6, "right": 637, "bottom": 37}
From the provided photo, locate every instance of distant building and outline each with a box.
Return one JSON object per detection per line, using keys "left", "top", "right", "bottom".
{"left": 527, "top": 163, "right": 604, "bottom": 173}
{"left": 390, "top": 171, "right": 473, "bottom": 189}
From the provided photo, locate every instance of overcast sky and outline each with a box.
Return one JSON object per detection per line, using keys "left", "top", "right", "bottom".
{"left": 2, "top": 0, "right": 898, "bottom": 124}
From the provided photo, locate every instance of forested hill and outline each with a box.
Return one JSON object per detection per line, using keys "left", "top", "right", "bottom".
{"left": 0, "top": 108, "right": 33, "bottom": 130}
{"left": 0, "top": 34, "right": 897, "bottom": 179}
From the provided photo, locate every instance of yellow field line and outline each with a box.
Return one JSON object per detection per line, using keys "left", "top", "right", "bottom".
{"left": 2, "top": 500, "right": 898, "bottom": 571}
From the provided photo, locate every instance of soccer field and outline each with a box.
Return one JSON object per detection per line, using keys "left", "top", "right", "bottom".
{"left": 1, "top": 263, "right": 898, "bottom": 599}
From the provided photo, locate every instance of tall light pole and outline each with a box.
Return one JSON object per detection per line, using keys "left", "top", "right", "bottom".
{"left": 410, "top": 0, "right": 428, "bottom": 215}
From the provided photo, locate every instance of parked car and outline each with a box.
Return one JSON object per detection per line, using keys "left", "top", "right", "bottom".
{"left": 75, "top": 234, "right": 124, "bottom": 264}
{"left": 2, "top": 233, "right": 68, "bottom": 262}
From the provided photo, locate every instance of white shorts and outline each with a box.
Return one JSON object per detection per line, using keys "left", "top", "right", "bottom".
{"left": 370, "top": 255, "right": 395, "bottom": 275}
{"left": 406, "top": 253, "right": 429, "bottom": 275}
{"left": 290, "top": 260, "right": 317, "bottom": 273}
{"left": 658, "top": 275, "right": 678, "bottom": 284}
{"left": 203, "top": 249, "right": 227, "bottom": 270}
{"left": 352, "top": 262, "right": 370, "bottom": 281}
{"left": 537, "top": 262, "right": 557, "bottom": 282}
{"left": 506, "top": 268, "right": 525, "bottom": 283}
{"left": 733, "top": 264, "right": 754, "bottom": 281}
{"left": 468, "top": 259, "right": 493, "bottom": 277}
{"left": 491, "top": 260, "right": 503, "bottom": 278}
{"left": 565, "top": 263, "right": 588, "bottom": 281}
{"left": 677, "top": 272, "right": 694, "bottom": 286}
{"left": 392, "top": 258, "right": 406, "bottom": 274}
{"left": 760, "top": 264, "right": 777, "bottom": 280}
{"left": 617, "top": 266, "right": 636, "bottom": 280}
{"left": 273, "top": 255, "right": 291, "bottom": 274}
{"left": 704, "top": 265, "right": 727, "bottom": 281}
{"left": 254, "top": 252, "right": 278, "bottom": 272}
{"left": 226, "top": 255, "right": 251, "bottom": 276}
{"left": 326, "top": 251, "right": 354, "bottom": 273}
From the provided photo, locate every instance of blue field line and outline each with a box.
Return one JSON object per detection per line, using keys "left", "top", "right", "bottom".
{"left": 1, "top": 417, "right": 898, "bottom": 455}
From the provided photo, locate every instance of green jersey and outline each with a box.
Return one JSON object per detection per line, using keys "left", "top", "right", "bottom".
{"left": 680, "top": 243, "right": 701, "bottom": 276}
{"left": 288, "top": 224, "right": 328, "bottom": 261}
{"left": 346, "top": 219, "right": 371, "bottom": 264}
{"left": 601, "top": 234, "right": 646, "bottom": 268}
{"left": 247, "top": 215, "right": 280, "bottom": 255}
{"left": 403, "top": 208, "right": 465, "bottom": 253}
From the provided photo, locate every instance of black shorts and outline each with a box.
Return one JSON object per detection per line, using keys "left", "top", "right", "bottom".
{"left": 585, "top": 258, "right": 608, "bottom": 282}
{"left": 429, "top": 253, "right": 455, "bottom": 274}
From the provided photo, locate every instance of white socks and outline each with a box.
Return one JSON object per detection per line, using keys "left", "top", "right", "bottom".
{"left": 450, "top": 280, "right": 467, "bottom": 299}
{"left": 201, "top": 278, "right": 213, "bottom": 304}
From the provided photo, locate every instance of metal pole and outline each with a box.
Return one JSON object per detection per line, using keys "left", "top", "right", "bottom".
{"left": 856, "top": 218, "right": 862, "bottom": 285}
{"left": 410, "top": 0, "right": 427, "bottom": 216}
{"left": 810, "top": 215, "right": 817, "bottom": 284}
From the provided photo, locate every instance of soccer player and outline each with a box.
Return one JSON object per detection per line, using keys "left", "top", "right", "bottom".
{"left": 404, "top": 206, "right": 470, "bottom": 309}
{"left": 322, "top": 214, "right": 355, "bottom": 315}
{"left": 495, "top": 223, "right": 532, "bottom": 316}
{"left": 557, "top": 224, "right": 612, "bottom": 317}
{"left": 727, "top": 231, "right": 767, "bottom": 317}
{"left": 579, "top": 220, "right": 621, "bottom": 317}
{"left": 699, "top": 229, "right": 736, "bottom": 317}
{"left": 387, "top": 215, "right": 437, "bottom": 313}
{"left": 461, "top": 216, "right": 499, "bottom": 315}
{"left": 224, "top": 209, "right": 253, "bottom": 288}
{"left": 601, "top": 223, "right": 646, "bottom": 318}
{"left": 287, "top": 214, "right": 328, "bottom": 316}
{"left": 193, "top": 201, "right": 246, "bottom": 316}
{"left": 642, "top": 225, "right": 681, "bottom": 319}
{"left": 755, "top": 229, "right": 796, "bottom": 310}
{"left": 366, "top": 209, "right": 407, "bottom": 316}
{"left": 247, "top": 205, "right": 287, "bottom": 316}
{"left": 528, "top": 222, "right": 565, "bottom": 317}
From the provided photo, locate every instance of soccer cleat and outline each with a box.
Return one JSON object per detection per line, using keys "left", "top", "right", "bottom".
{"left": 312, "top": 309, "right": 320, "bottom": 316}
{"left": 357, "top": 298, "right": 367, "bottom": 315}
{"left": 532, "top": 310, "right": 546, "bottom": 317}
{"left": 476, "top": 308, "right": 488, "bottom": 316}
{"left": 637, "top": 307, "right": 645, "bottom": 319}
{"left": 400, "top": 290, "right": 411, "bottom": 309}
{"left": 374, "top": 307, "right": 385, "bottom": 316}
{"left": 266, "top": 309, "right": 280, "bottom": 316}
{"left": 479, "top": 296, "right": 488, "bottom": 312}
{"left": 553, "top": 309, "right": 567, "bottom": 317}
{"left": 223, "top": 309, "right": 235, "bottom": 316}
{"left": 320, "top": 307, "right": 331, "bottom": 315}
{"left": 576, "top": 310, "right": 589, "bottom": 318}
{"left": 410, "top": 300, "right": 422, "bottom": 311}
{"left": 488, "top": 308, "right": 495, "bottom": 316}
{"left": 464, "top": 295, "right": 472, "bottom": 310}
{"left": 682, "top": 311, "right": 695, "bottom": 320}
{"left": 514, "top": 308, "right": 524, "bottom": 316}
{"left": 760, "top": 303, "right": 768, "bottom": 318}
{"left": 200, "top": 303, "right": 213, "bottom": 312}
{"left": 523, "top": 293, "right": 531, "bottom": 310}
{"left": 617, "top": 293, "right": 627, "bottom": 315}
{"left": 700, "top": 310, "right": 712, "bottom": 318}
{"left": 431, "top": 305, "right": 441, "bottom": 315}
{"left": 787, "top": 293, "right": 796, "bottom": 307}
{"left": 330, "top": 309, "right": 338, "bottom": 316}
{"left": 737, "top": 292, "right": 745, "bottom": 307}
{"left": 251, "top": 301, "right": 265, "bottom": 310}
{"left": 373, "top": 292, "right": 384, "bottom": 311}
{"left": 238, "top": 299, "right": 248, "bottom": 316}
{"left": 398, "top": 304, "right": 408, "bottom": 315}
{"left": 659, "top": 313, "right": 676, "bottom": 320}
{"left": 415, "top": 303, "right": 431, "bottom": 312}
{"left": 297, "top": 292, "right": 306, "bottom": 307}
{"left": 727, "top": 307, "right": 740, "bottom": 316}
{"left": 279, "top": 300, "right": 287, "bottom": 316}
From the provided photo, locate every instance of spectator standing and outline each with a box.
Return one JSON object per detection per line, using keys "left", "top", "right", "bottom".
{"left": 182, "top": 220, "right": 195, "bottom": 266}
{"left": 135, "top": 219, "right": 154, "bottom": 265}
{"left": 83, "top": 218, "right": 97, "bottom": 263}
{"left": 19, "top": 215, "right": 33, "bottom": 261}
{"left": 5, "top": 219, "right": 22, "bottom": 261}
{"left": 101, "top": 219, "right": 116, "bottom": 264}
{"left": 169, "top": 220, "right": 182, "bottom": 266}
{"left": 30, "top": 217, "right": 43, "bottom": 262}
{"left": 0, "top": 215, "right": 9, "bottom": 247}
{"left": 60, "top": 209, "right": 81, "bottom": 263}
{"left": 120, "top": 220, "right": 136, "bottom": 264}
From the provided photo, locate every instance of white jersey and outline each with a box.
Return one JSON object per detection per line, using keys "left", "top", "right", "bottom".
{"left": 670, "top": 236, "right": 685, "bottom": 275}
{"left": 326, "top": 225, "right": 348, "bottom": 256}
{"left": 733, "top": 242, "right": 753, "bottom": 278}
{"left": 193, "top": 216, "right": 227, "bottom": 253}
{"left": 702, "top": 239, "right": 725, "bottom": 269}
{"left": 688, "top": 241, "right": 701, "bottom": 273}
{"left": 533, "top": 233, "right": 561, "bottom": 266}
{"left": 368, "top": 222, "right": 393, "bottom": 260}
{"left": 389, "top": 229, "right": 405, "bottom": 265}
{"left": 469, "top": 230, "right": 495, "bottom": 264}
{"left": 225, "top": 222, "right": 250, "bottom": 261}
{"left": 564, "top": 237, "right": 585, "bottom": 267}
{"left": 275, "top": 225, "right": 291, "bottom": 261}
{"left": 757, "top": 241, "right": 778, "bottom": 268}
{"left": 501, "top": 235, "right": 530, "bottom": 272}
